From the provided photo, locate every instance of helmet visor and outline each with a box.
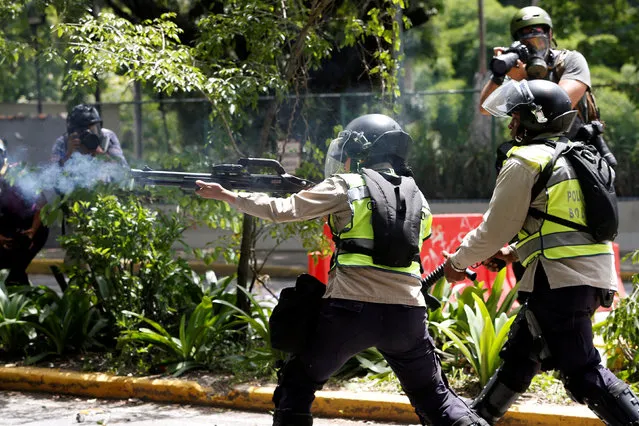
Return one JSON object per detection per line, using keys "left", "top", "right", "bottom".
{"left": 482, "top": 80, "right": 534, "bottom": 118}
{"left": 324, "top": 130, "right": 368, "bottom": 178}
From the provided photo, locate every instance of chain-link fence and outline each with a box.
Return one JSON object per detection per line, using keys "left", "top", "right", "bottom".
{"left": 114, "top": 87, "right": 639, "bottom": 199}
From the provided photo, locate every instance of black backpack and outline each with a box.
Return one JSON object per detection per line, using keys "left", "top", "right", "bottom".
{"left": 529, "top": 138, "right": 619, "bottom": 242}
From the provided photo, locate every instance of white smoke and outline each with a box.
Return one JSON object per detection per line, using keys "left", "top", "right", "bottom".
{"left": 10, "top": 153, "right": 130, "bottom": 203}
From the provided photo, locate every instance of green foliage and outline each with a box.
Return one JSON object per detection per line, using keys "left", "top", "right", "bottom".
{"left": 214, "top": 285, "right": 284, "bottom": 372}
{"left": 595, "top": 249, "right": 639, "bottom": 383}
{"left": 428, "top": 268, "right": 519, "bottom": 335}
{"left": 0, "top": 279, "right": 36, "bottom": 356}
{"left": 427, "top": 269, "right": 519, "bottom": 386}
{"left": 44, "top": 189, "right": 204, "bottom": 330}
{"left": 436, "top": 292, "right": 515, "bottom": 386}
{"left": 116, "top": 273, "right": 237, "bottom": 376}
{"left": 23, "top": 286, "right": 108, "bottom": 362}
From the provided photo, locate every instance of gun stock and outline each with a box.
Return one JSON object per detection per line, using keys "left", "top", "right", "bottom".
{"left": 130, "top": 157, "right": 314, "bottom": 194}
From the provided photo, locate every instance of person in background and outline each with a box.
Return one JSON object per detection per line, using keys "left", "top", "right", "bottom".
{"left": 479, "top": 6, "right": 594, "bottom": 140}
{"left": 0, "top": 137, "right": 49, "bottom": 286}
{"left": 51, "top": 103, "right": 128, "bottom": 167}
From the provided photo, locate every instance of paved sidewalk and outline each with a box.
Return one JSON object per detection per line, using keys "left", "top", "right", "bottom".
{"left": 0, "top": 366, "right": 602, "bottom": 425}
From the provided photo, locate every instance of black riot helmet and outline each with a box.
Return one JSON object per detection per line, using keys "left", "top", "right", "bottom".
{"left": 482, "top": 79, "right": 577, "bottom": 140}
{"left": 67, "top": 104, "right": 102, "bottom": 132}
{"left": 324, "top": 114, "right": 413, "bottom": 177}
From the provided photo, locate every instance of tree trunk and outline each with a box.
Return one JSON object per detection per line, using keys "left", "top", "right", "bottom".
{"left": 236, "top": 213, "right": 254, "bottom": 317}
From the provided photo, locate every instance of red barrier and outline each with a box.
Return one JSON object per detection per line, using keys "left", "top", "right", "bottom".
{"left": 307, "top": 223, "right": 334, "bottom": 285}
{"left": 420, "top": 214, "right": 517, "bottom": 291}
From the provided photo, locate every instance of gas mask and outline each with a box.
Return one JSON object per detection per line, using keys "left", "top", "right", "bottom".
{"left": 519, "top": 29, "right": 550, "bottom": 79}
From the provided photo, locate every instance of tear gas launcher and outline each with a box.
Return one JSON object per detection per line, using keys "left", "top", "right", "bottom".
{"left": 130, "top": 158, "right": 315, "bottom": 194}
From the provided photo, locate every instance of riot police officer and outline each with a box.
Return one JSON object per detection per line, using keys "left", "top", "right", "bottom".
{"left": 479, "top": 6, "right": 594, "bottom": 140}
{"left": 445, "top": 79, "right": 639, "bottom": 425}
{"left": 195, "top": 114, "right": 489, "bottom": 426}
{"left": 51, "top": 104, "right": 128, "bottom": 166}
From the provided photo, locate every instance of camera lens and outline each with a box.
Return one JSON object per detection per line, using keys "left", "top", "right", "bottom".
{"left": 80, "top": 130, "right": 101, "bottom": 150}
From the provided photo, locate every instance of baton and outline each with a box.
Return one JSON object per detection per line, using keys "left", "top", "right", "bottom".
{"left": 422, "top": 262, "right": 477, "bottom": 293}
{"left": 421, "top": 262, "right": 477, "bottom": 311}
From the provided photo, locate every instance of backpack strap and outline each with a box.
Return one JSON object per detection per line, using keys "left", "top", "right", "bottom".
{"left": 527, "top": 138, "right": 590, "bottom": 234}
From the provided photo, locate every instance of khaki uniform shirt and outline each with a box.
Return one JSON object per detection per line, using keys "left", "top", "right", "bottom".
{"left": 449, "top": 143, "right": 616, "bottom": 293}
{"left": 235, "top": 175, "right": 427, "bottom": 307}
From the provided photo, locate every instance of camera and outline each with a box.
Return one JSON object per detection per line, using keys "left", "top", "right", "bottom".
{"left": 490, "top": 42, "right": 529, "bottom": 77}
{"left": 574, "top": 120, "right": 618, "bottom": 168}
{"left": 74, "top": 129, "right": 101, "bottom": 151}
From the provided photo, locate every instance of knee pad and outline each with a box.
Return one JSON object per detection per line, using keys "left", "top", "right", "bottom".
{"left": 563, "top": 366, "right": 639, "bottom": 425}
{"left": 471, "top": 369, "right": 522, "bottom": 425}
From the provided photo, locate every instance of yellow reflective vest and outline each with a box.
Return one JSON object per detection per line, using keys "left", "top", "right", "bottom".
{"left": 328, "top": 173, "right": 432, "bottom": 278}
{"left": 508, "top": 143, "right": 613, "bottom": 267}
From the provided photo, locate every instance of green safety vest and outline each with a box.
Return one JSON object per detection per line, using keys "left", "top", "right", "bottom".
{"left": 328, "top": 173, "right": 433, "bottom": 277}
{"left": 508, "top": 143, "right": 613, "bottom": 266}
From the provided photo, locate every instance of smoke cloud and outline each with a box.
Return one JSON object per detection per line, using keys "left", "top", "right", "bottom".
{"left": 8, "top": 153, "right": 130, "bottom": 203}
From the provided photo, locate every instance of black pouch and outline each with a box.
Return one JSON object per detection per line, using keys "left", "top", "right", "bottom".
{"left": 598, "top": 288, "right": 615, "bottom": 308}
{"left": 269, "top": 273, "right": 326, "bottom": 354}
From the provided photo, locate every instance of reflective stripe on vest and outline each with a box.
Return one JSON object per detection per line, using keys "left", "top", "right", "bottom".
{"left": 329, "top": 173, "right": 432, "bottom": 277}
{"left": 509, "top": 144, "right": 613, "bottom": 266}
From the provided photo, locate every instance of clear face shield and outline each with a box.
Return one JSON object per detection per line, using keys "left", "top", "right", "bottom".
{"left": 482, "top": 80, "right": 535, "bottom": 118}
{"left": 324, "top": 130, "right": 368, "bottom": 178}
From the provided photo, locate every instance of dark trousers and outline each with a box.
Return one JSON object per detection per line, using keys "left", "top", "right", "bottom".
{"left": 498, "top": 266, "right": 622, "bottom": 401}
{"left": 273, "top": 298, "right": 476, "bottom": 425}
{"left": 0, "top": 226, "right": 49, "bottom": 285}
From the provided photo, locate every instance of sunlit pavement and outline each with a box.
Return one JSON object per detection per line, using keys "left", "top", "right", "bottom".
{"left": 0, "top": 390, "right": 411, "bottom": 426}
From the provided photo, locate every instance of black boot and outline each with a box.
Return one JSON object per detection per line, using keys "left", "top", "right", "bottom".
{"left": 272, "top": 409, "right": 313, "bottom": 426}
{"left": 583, "top": 382, "right": 639, "bottom": 425}
{"left": 471, "top": 370, "right": 522, "bottom": 425}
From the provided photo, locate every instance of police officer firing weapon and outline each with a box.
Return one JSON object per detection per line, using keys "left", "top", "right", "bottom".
{"left": 196, "top": 113, "right": 489, "bottom": 426}
{"left": 445, "top": 79, "right": 639, "bottom": 426}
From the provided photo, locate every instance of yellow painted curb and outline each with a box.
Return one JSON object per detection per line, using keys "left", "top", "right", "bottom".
{"left": 0, "top": 366, "right": 603, "bottom": 425}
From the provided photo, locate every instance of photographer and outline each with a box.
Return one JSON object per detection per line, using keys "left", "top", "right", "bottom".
{"left": 51, "top": 104, "right": 128, "bottom": 167}
{"left": 0, "top": 138, "right": 49, "bottom": 286}
{"left": 479, "top": 6, "right": 593, "bottom": 140}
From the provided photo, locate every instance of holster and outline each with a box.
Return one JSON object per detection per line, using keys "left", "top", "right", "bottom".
{"left": 269, "top": 274, "right": 326, "bottom": 354}
{"left": 598, "top": 288, "right": 615, "bottom": 308}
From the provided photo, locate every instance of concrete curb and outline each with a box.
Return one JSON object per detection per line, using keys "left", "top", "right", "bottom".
{"left": 25, "top": 258, "right": 639, "bottom": 281}
{"left": 0, "top": 366, "right": 602, "bottom": 425}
